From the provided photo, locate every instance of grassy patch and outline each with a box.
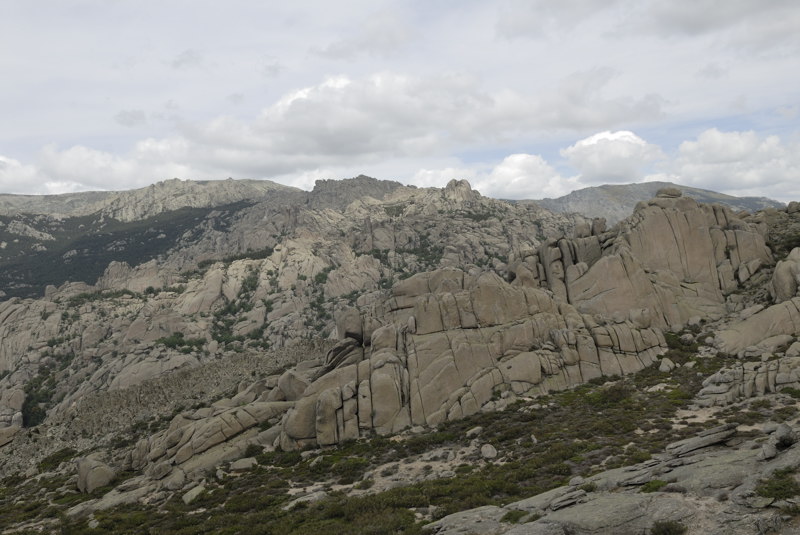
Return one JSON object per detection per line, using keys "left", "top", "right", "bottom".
{"left": 640, "top": 479, "right": 668, "bottom": 493}
{"left": 756, "top": 468, "right": 800, "bottom": 500}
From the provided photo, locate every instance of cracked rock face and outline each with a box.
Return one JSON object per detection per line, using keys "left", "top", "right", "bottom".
{"left": 278, "top": 268, "right": 666, "bottom": 449}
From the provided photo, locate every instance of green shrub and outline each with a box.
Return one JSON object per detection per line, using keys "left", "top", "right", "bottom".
{"left": 155, "top": 332, "right": 205, "bottom": 350}
{"left": 38, "top": 448, "right": 78, "bottom": 472}
{"left": 780, "top": 387, "right": 800, "bottom": 399}
{"left": 500, "top": 509, "right": 527, "bottom": 524}
{"left": 641, "top": 479, "right": 668, "bottom": 493}
{"left": 756, "top": 468, "right": 800, "bottom": 500}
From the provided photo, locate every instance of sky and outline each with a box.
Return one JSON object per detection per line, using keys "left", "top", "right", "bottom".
{"left": 0, "top": 0, "right": 799, "bottom": 202}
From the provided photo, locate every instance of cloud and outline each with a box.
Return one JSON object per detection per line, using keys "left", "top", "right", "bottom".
{"left": 672, "top": 128, "right": 800, "bottom": 199}
{"left": 496, "top": 0, "right": 620, "bottom": 39}
{"left": 696, "top": 63, "right": 728, "bottom": 79}
{"left": 169, "top": 49, "right": 203, "bottom": 70}
{"left": 477, "top": 154, "right": 573, "bottom": 199}
{"left": 0, "top": 155, "right": 41, "bottom": 193}
{"left": 35, "top": 142, "right": 195, "bottom": 192}
{"left": 535, "top": 69, "right": 665, "bottom": 130}
{"left": 633, "top": 1, "right": 800, "bottom": 55}
{"left": 561, "top": 130, "right": 664, "bottom": 183}
{"left": 226, "top": 93, "right": 245, "bottom": 105}
{"left": 314, "top": 9, "right": 411, "bottom": 59}
{"left": 261, "top": 60, "right": 283, "bottom": 78}
{"left": 114, "top": 109, "right": 147, "bottom": 127}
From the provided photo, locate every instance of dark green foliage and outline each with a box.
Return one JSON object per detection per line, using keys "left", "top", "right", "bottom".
{"left": 500, "top": 509, "right": 528, "bottom": 524}
{"left": 368, "top": 248, "right": 390, "bottom": 265}
{"left": 756, "top": 468, "right": 800, "bottom": 500}
{"left": 640, "top": 479, "right": 668, "bottom": 493}
{"left": 314, "top": 266, "right": 333, "bottom": 285}
{"left": 397, "top": 233, "right": 444, "bottom": 268}
{"left": 651, "top": 520, "right": 687, "bottom": 535}
{"left": 383, "top": 204, "right": 405, "bottom": 217}
{"left": 0, "top": 205, "right": 231, "bottom": 299}
{"left": 781, "top": 387, "right": 800, "bottom": 399}
{"left": 243, "top": 444, "right": 263, "bottom": 458}
{"left": 37, "top": 448, "right": 78, "bottom": 472}
{"left": 66, "top": 289, "right": 139, "bottom": 308}
{"left": 21, "top": 370, "right": 55, "bottom": 427}
{"left": 155, "top": 332, "right": 205, "bottom": 351}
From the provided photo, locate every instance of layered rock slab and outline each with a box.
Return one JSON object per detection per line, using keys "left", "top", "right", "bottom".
{"left": 279, "top": 269, "right": 665, "bottom": 449}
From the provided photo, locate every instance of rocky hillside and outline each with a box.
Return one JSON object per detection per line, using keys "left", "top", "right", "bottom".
{"left": 0, "top": 178, "right": 299, "bottom": 221}
{"left": 1, "top": 179, "right": 800, "bottom": 534}
{"left": 535, "top": 180, "right": 784, "bottom": 224}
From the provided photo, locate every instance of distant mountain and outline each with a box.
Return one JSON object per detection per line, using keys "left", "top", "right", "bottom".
{"left": 534, "top": 181, "right": 784, "bottom": 224}
{"left": 0, "top": 178, "right": 300, "bottom": 222}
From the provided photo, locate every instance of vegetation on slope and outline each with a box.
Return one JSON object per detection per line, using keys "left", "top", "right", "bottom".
{"left": 2, "top": 330, "right": 764, "bottom": 534}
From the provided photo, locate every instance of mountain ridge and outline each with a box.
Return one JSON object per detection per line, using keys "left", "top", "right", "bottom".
{"left": 534, "top": 180, "right": 784, "bottom": 224}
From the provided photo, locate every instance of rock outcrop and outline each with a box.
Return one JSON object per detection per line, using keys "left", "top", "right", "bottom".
{"left": 696, "top": 356, "right": 800, "bottom": 406}
{"left": 529, "top": 193, "right": 772, "bottom": 330}
{"left": 277, "top": 268, "right": 666, "bottom": 449}
{"left": 130, "top": 401, "right": 293, "bottom": 478}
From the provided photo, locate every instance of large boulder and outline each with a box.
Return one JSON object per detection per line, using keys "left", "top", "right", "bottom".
{"left": 76, "top": 456, "right": 116, "bottom": 494}
{"left": 771, "top": 248, "right": 800, "bottom": 303}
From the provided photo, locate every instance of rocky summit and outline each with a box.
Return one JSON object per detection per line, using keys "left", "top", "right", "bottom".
{"left": 1, "top": 177, "right": 800, "bottom": 534}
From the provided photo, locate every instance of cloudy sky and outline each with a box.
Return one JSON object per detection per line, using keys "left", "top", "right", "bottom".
{"left": 1, "top": 1, "right": 798, "bottom": 201}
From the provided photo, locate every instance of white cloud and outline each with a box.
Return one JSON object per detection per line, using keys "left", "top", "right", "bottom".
{"left": 672, "top": 128, "right": 800, "bottom": 199}
{"left": 0, "top": 155, "right": 41, "bottom": 193}
{"left": 476, "top": 154, "right": 573, "bottom": 199}
{"left": 35, "top": 143, "right": 195, "bottom": 192}
{"left": 561, "top": 130, "right": 664, "bottom": 183}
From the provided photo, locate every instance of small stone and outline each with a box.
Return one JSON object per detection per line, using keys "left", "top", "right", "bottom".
{"left": 773, "top": 423, "right": 796, "bottom": 448}
{"left": 569, "top": 476, "right": 585, "bottom": 487}
{"left": 758, "top": 442, "right": 778, "bottom": 461}
{"left": 466, "top": 426, "right": 483, "bottom": 438}
{"left": 746, "top": 495, "right": 774, "bottom": 509}
{"left": 480, "top": 444, "right": 498, "bottom": 459}
{"left": 656, "top": 187, "right": 682, "bottom": 198}
{"left": 230, "top": 457, "right": 257, "bottom": 472}
{"left": 182, "top": 485, "right": 206, "bottom": 505}
{"left": 659, "top": 358, "right": 676, "bottom": 373}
